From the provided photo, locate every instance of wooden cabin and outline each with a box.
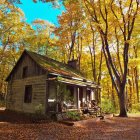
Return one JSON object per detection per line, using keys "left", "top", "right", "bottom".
{"left": 5, "top": 50, "right": 100, "bottom": 114}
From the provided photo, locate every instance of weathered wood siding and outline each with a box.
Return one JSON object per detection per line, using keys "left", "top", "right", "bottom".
{"left": 6, "top": 52, "right": 48, "bottom": 113}
{"left": 12, "top": 53, "right": 46, "bottom": 80}
{"left": 48, "top": 81, "right": 57, "bottom": 100}
{"left": 6, "top": 75, "right": 47, "bottom": 113}
{"left": 47, "top": 81, "right": 57, "bottom": 111}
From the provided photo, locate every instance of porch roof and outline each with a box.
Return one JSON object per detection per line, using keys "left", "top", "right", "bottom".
{"left": 47, "top": 77, "right": 100, "bottom": 89}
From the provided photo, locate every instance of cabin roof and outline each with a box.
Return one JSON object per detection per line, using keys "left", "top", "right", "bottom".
{"left": 6, "top": 50, "right": 84, "bottom": 81}
{"left": 47, "top": 77, "right": 100, "bottom": 88}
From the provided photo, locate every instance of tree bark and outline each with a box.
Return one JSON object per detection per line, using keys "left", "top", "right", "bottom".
{"left": 118, "top": 85, "right": 127, "bottom": 117}
{"left": 133, "top": 46, "right": 139, "bottom": 103}
{"left": 111, "top": 83, "right": 116, "bottom": 110}
{"left": 134, "top": 67, "right": 139, "bottom": 103}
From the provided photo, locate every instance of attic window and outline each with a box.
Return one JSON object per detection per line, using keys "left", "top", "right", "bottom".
{"left": 22, "top": 66, "right": 28, "bottom": 78}
{"left": 24, "top": 85, "right": 32, "bottom": 103}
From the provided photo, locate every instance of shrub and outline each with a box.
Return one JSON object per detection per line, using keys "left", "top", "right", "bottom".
{"left": 131, "top": 103, "right": 140, "bottom": 113}
{"left": 66, "top": 111, "right": 80, "bottom": 121}
{"left": 35, "top": 104, "right": 44, "bottom": 115}
{"left": 101, "top": 98, "right": 116, "bottom": 114}
{"left": 32, "top": 104, "right": 45, "bottom": 122}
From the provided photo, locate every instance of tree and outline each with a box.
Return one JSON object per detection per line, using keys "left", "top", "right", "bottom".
{"left": 54, "top": 1, "right": 84, "bottom": 66}
{"left": 0, "top": 1, "right": 31, "bottom": 95}
{"left": 83, "top": 0, "right": 139, "bottom": 116}
{"left": 0, "top": 2, "right": 57, "bottom": 96}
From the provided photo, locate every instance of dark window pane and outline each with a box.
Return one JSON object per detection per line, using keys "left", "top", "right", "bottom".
{"left": 22, "top": 66, "right": 28, "bottom": 78}
{"left": 24, "top": 85, "right": 32, "bottom": 103}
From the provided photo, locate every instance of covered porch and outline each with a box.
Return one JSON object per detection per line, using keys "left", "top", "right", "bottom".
{"left": 46, "top": 76, "right": 100, "bottom": 113}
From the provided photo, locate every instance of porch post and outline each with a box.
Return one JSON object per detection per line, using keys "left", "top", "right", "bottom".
{"left": 91, "top": 89, "right": 95, "bottom": 100}
{"left": 56, "top": 83, "right": 59, "bottom": 112}
{"left": 45, "top": 80, "right": 49, "bottom": 113}
{"left": 83, "top": 88, "right": 86, "bottom": 102}
{"left": 77, "top": 87, "right": 80, "bottom": 110}
{"left": 74, "top": 87, "right": 77, "bottom": 107}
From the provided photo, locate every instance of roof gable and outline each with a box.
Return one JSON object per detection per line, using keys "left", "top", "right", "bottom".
{"left": 26, "top": 51, "right": 83, "bottom": 78}
{"left": 6, "top": 50, "right": 84, "bottom": 81}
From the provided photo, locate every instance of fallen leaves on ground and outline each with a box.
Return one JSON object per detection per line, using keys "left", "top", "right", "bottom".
{"left": 0, "top": 109, "right": 140, "bottom": 140}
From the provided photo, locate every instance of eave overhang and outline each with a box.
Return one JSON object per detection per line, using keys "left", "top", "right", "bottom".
{"left": 47, "top": 76, "right": 101, "bottom": 89}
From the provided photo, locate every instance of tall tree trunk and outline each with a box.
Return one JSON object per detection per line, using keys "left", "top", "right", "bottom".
{"left": 90, "top": 23, "right": 96, "bottom": 81}
{"left": 128, "top": 79, "right": 132, "bottom": 109}
{"left": 133, "top": 46, "right": 139, "bottom": 102}
{"left": 97, "top": 50, "right": 103, "bottom": 104}
{"left": 69, "top": 31, "right": 76, "bottom": 61}
{"left": 118, "top": 86, "right": 127, "bottom": 117}
{"left": 89, "top": 46, "right": 95, "bottom": 80}
{"left": 128, "top": 68, "right": 132, "bottom": 109}
{"left": 111, "top": 83, "right": 116, "bottom": 110}
{"left": 77, "top": 37, "right": 83, "bottom": 70}
{"left": 134, "top": 67, "right": 139, "bottom": 103}
{"left": 101, "top": 35, "right": 128, "bottom": 117}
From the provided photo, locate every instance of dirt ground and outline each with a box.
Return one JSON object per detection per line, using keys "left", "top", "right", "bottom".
{"left": 0, "top": 109, "right": 140, "bottom": 140}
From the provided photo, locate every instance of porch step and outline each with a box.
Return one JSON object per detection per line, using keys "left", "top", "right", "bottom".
{"left": 82, "top": 109, "right": 98, "bottom": 115}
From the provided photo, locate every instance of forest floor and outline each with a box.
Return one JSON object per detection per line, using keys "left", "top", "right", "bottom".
{"left": 0, "top": 108, "right": 140, "bottom": 140}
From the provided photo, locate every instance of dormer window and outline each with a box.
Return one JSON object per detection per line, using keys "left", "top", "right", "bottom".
{"left": 22, "top": 66, "right": 28, "bottom": 78}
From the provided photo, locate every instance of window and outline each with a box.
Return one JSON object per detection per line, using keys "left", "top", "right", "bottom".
{"left": 22, "top": 66, "right": 28, "bottom": 78}
{"left": 24, "top": 85, "right": 32, "bottom": 103}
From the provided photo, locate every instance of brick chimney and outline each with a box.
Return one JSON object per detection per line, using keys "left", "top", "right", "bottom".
{"left": 68, "top": 60, "right": 79, "bottom": 70}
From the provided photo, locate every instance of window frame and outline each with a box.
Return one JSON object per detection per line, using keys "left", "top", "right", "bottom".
{"left": 22, "top": 66, "right": 28, "bottom": 78}
{"left": 24, "top": 85, "right": 32, "bottom": 103}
